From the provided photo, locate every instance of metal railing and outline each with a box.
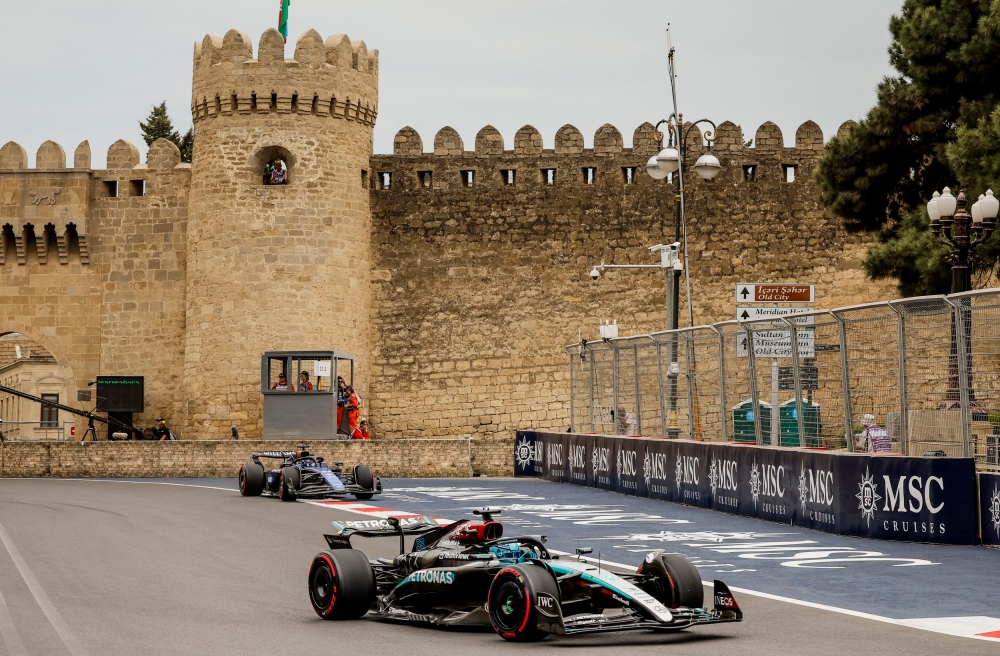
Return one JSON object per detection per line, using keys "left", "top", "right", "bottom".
{"left": 566, "top": 288, "right": 1000, "bottom": 466}
{"left": 0, "top": 420, "right": 71, "bottom": 441}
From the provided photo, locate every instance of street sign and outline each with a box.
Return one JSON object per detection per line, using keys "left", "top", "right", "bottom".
{"left": 736, "top": 328, "right": 816, "bottom": 359}
{"left": 778, "top": 366, "right": 819, "bottom": 391}
{"left": 736, "top": 306, "right": 815, "bottom": 325}
{"left": 735, "top": 283, "right": 815, "bottom": 303}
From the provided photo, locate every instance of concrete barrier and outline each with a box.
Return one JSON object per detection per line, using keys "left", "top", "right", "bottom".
{"left": 0, "top": 437, "right": 515, "bottom": 478}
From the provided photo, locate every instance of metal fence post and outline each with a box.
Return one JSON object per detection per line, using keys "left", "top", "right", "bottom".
{"left": 632, "top": 341, "right": 642, "bottom": 435}
{"left": 945, "top": 295, "right": 974, "bottom": 458}
{"left": 608, "top": 341, "right": 621, "bottom": 435}
{"left": 568, "top": 348, "right": 576, "bottom": 432}
{"left": 588, "top": 346, "right": 596, "bottom": 432}
{"left": 745, "top": 324, "right": 763, "bottom": 446}
{"left": 785, "top": 318, "right": 806, "bottom": 448}
{"left": 832, "top": 311, "right": 855, "bottom": 452}
{"left": 712, "top": 325, "right": 728, "bottom": 442}
{"left": 655, "top": 336, "right": 668, "bottom": 436}
{"left": 888, "top": 303, "right": 909, "bottom": 455}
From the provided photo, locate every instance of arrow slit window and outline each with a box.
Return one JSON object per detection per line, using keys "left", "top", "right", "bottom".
{"left": 742, "top": 165, "right": 756, "bottom": 183}
{"left": 783, "top": 165, "right": 797, "bottom": 183}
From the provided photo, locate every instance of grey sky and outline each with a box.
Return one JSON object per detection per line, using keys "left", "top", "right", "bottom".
{"left": 2, "top": 1, "right": 901, "bottom": 167}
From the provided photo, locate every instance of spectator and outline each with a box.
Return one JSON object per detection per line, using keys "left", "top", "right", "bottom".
{"left": 337, "top": 376, "right": 347, "bottom": 433}
{"left": 344, "top": 385, "right": 361, "bottom": 434}
{"left": 263, "top": 160, "right": 274, "bottom": 185}
{"left": 271, "top": 372, "right": 293, "bottom": 391}
{"left": 617, "top": 405, "right": 638, "bottom": 436}
{"left": 152, "top": 417, "right": 173, "bottom": 441}
{"left": 298, "top": 371, "right": 313, "bottom": 392}
{"left": 351, "top": 418, "right": 371, "bottom": 440}
{"left": 857, "top": 414, "right": 892, "bottom": 453}
{"left": 270, "top": 160, "right": 287, "bottom": 185}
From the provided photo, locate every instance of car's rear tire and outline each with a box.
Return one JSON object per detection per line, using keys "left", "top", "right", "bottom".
{"left": 279, "top": 466, "right": 299, "bottom": 502}
{"left": 488, "top": 564, "right": 559, "bottom": 641}
{"left": 308, "top": 550, "right": 376, "bottom": 620}
{"left": 239, "top": 463, "right": 265, "bottom": 497}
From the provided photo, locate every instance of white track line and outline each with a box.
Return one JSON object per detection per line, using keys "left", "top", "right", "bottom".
{"left": 0, "top": 583, "right": 28, "bottom": 656}
{"left": 18, "top": 479, "right": 1000, "bottom": 643}
{"left": 0, "top": 521, "right": 90, "bottom": 656}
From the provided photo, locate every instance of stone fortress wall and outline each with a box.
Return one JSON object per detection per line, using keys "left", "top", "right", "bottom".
{"left": 367, "top": 120, "right": 897, "bottom": 439}
{"left": 0, "top": 25, "right": 898, "bottom": 441}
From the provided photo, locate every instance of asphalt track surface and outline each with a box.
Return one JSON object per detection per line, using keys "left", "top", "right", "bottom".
{"left": 0, "top": 477, "right": 997, "bottom": 656}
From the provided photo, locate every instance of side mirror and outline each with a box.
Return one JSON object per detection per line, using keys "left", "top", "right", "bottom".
{"left": 575, "top": 547, "right": 593, "bottom": 560}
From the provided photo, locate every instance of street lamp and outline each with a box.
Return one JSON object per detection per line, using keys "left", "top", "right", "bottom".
{"left": 926, "top": 187, "right": 999, "bottom": 412}
{"left": 927, "top": 187, "right": 998, "bottom": 294}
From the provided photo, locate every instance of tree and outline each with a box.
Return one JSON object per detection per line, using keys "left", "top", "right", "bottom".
{"left": 815, "top": 0, "right": 1000, "bottom": 295}
{"left": 138, "top": 101, "right": 194, "bottom": 163}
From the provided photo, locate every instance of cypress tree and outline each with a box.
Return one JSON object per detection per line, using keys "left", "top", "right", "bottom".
{"left": 139, "top": 102, "right": 194, "bottom": 163}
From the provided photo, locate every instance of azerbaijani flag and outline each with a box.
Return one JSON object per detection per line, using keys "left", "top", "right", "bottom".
{"left": 278, "top": 0, "right": 290, "bottom": 42}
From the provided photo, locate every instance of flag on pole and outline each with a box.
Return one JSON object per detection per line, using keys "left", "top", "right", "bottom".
{"left": 278, "top": 0, "right": 290, "bottom": 42}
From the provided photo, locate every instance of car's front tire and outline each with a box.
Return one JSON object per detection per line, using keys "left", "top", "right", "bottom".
{"left": 239, "top": 463, "right": 265, "bottom": 497}
{"left": 637, "top": 551, "right": 704, "bottom": 609}
{"left": 279, "top": 466, "right": 300, "bottom": 502}
{"left": 308, "top": 550, "right": 376, "bottom": 620}
{"left": 488, "top": 564, "right": 559, "bottom": 641}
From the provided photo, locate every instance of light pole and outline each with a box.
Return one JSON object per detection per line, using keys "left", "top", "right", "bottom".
{"left": 641, "top": 27, "right": 722, "bottom": 437}
{"left": 589, "top": 244, "right": 683, "bottom": 435}
{"left": 926, "top": 187, "right": 999, "bottom": 410}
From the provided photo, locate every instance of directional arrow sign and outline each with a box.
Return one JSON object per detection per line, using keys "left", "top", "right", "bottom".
{"left": 735, "top": 283, "right": 815, "bottom": 303}
{"left": 736, "top": 306, "right": 815, "bottom": 325}
{"left": 736, "top": 328, "right": 816, "bottom": 359}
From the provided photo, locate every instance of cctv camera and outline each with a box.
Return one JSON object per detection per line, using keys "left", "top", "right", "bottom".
{"left": 590, "top": 267, "right": 601, "bottom": 280}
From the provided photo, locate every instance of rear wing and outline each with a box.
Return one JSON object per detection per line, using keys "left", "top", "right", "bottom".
{"left": 251, "top": 451, "right": 295, "bottom": 465}
{"left": 324, "top": 515, "right": 441, "bottom": 552}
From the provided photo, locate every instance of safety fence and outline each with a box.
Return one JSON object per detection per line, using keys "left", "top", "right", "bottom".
{"left": 566, "top": 288, "right": 1000, "bottom": 466}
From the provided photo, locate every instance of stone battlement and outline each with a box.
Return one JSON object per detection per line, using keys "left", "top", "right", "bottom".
{"left": 191, "top": 29, "right": 378, "bottom": 127}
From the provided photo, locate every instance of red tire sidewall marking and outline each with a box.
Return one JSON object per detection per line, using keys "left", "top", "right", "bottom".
{"left": 312, "top": 554, "right": 338, "bottom": 616}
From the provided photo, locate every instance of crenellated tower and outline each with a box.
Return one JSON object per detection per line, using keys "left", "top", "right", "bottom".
{"left": 184, "top": 27, "right": 379, "bottom": 438}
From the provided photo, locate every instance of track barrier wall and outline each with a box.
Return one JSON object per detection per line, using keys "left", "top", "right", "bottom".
{"left": 515, "top": 431, "right": 980, "bottom": 545}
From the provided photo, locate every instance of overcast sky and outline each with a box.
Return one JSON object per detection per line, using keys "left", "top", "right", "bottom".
{"left": 2, "top": 1, "right": 901, "bottom": 167}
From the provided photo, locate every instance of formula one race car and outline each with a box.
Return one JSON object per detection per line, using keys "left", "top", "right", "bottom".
{"left": 307, "top": 509, "right": 742, "bottom": 641}
{"left": 239, "top": 450, "right": 381, "bottom": 501}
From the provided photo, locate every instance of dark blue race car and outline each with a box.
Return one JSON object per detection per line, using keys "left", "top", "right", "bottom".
{"left": 238, "top": 450, "right": 382, "bottom": 501}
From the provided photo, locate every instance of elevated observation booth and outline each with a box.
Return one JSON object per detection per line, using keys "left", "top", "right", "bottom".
{"left": 261, "top": 351, "right": 354, "bottom": 440}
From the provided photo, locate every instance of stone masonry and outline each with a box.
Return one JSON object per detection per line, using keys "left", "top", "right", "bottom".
{"left": 0, "top": 26, "right": 897, "bottom": 443}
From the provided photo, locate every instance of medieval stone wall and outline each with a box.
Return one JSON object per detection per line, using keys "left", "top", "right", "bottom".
{"left": 367, "top": 120, "right": 898, "bottom": 440}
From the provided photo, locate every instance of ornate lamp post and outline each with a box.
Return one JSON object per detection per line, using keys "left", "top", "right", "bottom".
{"left": 926, "top": 187, "right": 999, "bottom": 409}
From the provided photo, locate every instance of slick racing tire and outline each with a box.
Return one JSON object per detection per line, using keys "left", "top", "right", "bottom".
{"left": 639, "top": 552, "right": 704, "bottom": 609}
{"left": 353, "top": 493, "right": 374, "bottom": 500}
{"left": 353, "top": 465, "right": 374, "bottom": 491}
{"left": 488, "top": 564, "right": 559, "bottom": 642}
{"left": 239, "top": 463, "right": 265, "bottom": 497}
{"left": 308, "top": 550, "right": 376, "bottom": 620}
{"left": 279, "top": 466, "right": 300, "bottom": 502}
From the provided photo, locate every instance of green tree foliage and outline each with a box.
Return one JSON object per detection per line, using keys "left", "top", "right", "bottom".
{"left": 138, "top": 101, "right": 193, "bottom": 163}
{"left": 815, "top": 0, "right": 1000, "bottom": 295}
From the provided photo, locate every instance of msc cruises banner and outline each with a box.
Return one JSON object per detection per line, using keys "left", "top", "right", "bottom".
{"left": 979, "top": 472, "right": 1000, "bottom": 546}
{"left": 514, "top": 431, "right": 978, "bottom": 545}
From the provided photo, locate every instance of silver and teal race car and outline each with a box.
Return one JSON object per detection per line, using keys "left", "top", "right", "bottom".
{"left": 307, "top": 508, "right": 742, "bottom": 641}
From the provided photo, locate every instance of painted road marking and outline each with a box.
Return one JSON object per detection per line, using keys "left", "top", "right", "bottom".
{"left": 0, "top": 520, "right": 91, "bottom": 656}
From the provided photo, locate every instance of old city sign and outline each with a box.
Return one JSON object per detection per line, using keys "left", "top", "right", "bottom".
{"left": 736, "top": 283, "right": 815, "bottom": 303}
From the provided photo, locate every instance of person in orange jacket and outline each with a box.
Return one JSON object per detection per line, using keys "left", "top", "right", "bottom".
{"left": 350, "top": 419, "right": 370, "bottom": 440}
{"left": 344, "top": 385, "right": 361, "bottom": 434}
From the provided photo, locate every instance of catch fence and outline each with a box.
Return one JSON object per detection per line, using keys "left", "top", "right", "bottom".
{"left": 566, "top": 288, "right": 1000, "bottom": 466}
